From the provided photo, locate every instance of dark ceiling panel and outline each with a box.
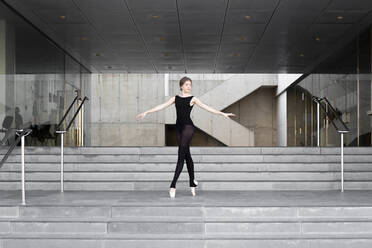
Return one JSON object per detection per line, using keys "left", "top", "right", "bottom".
{"left": 229, "top": 0, "right": 279, "bottom": 10}
{"left": 182, "top": 24, "right": 221, "bottom": 35}
{"left": 131, "top": 10, "right": 178, "bottom": 24}
{"left": 151, "top": 52, "right": 183, "bottom": 60}
{"left": 180, "top": 10, "right": 225, "bottom": 24}
{"left": 51, "top": 23, "right": 97, "bottom": 36}
{"left": 223, "top": 23, "right": 265, "bottom": 40}
{"left": 183, "top": 35, "right": 219, "bottom": 44}
{"left": 219, "top": 43, "right": 255, "bottom": 56}
{"left": 74, "top": 0, "right": 127, "bottom": 12}
{"left": 103, "top": 34, "right": 142, "bottom": 44}
{"left": 185, "top": 53, "right": 216, "bottom": 60}
{"left": 327, "top": 0, "right": 372, "bottom": 11}
{"left": 33, "top": 9, "right": 87, "bottom": 24}
{"left": 20, "top": 0, "right": 75, "bottom": 10}
{"left": 6, "top": 0, "right": 372, "bottom": 73}
{"left": 279, "top": 0, "right": 330, "bottom": 11}
{"left": 306, "top": 24, "right": 353, "bottom": 42}
{"left": 184, "top": 43, "right": 219, "bottom": 53}
{"left": 178, "top": 0, "right": 227, "bottom": 11}
{"left": 269, "top": 10, "right": 319, "bottom": 25}
{"left": 317, "top": 11, "right": 367, "bottom": 24}
{"left": 148, "top": 43, "right": 183, "bottom": 52}
{"left": 226, "top": 10, "right": 273, "bottom": 24}
{"left": 260, "top": 24, "right": 309, "bottom": 45}
{"left": 138, "top": 23, "right": 179, "bottom": 34}
{"left": 80, "top": 11, "right": 131, "bottom": 25}
{"left": 126, "top": 0, "right": 176, "bottom": 10}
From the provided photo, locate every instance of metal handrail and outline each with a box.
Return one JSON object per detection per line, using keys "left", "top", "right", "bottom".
{"left": 0, "top": 129, "right": 32, "bottom": 205}
{"left": 312, "top": 96, "right": 349, "bottom": 192}
{"left": 64, "top": 96, "right": 88, "bottom": 132}
{"left": 0, "top": 129, "right": 32, "bottom": 168}
{"left": 312, "top": 96, "right": 349, "bottom": 133}
{"left": 56, "top": 95, "right": 79, "bottom": 131}
{"left": 56, "top": 96, "right": 89, "bottom": 192}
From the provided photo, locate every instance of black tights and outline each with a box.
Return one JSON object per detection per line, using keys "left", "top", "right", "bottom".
{"left": 170, "top": 124, "right": 197, "bottom": 188}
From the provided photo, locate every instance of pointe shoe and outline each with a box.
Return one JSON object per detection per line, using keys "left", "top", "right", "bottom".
{"left": 169, "top": 188, "right": 176, "bottom": 198}
{"left": 190, "top": 187, "right": 196, "bottom": 196}
{"left": 190, "top": 179, "right": 198, "bottom": 196}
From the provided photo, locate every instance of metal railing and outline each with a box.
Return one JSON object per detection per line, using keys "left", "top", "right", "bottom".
{"left": 56, "top": 94, "right": 79, "bottom": 131}
{"left": 0, "top": 129, "right": 32, "bottom": 205}
{"left": 56, "top": 96, "right": 89, "bottom": 192}
{"left": 312, "top": 96, "right": 350, "bottom": 192}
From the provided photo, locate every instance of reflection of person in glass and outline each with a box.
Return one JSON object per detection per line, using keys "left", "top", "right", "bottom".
{"left": 0, "top": 108, "right": 14, "bottom": 146}
{"left": 136, "top": 76, "right": 236, "bottom": 198}
{"left": 14, "top": 107, "right": 24, "bottom": 146}
{"left": 15, "top": 107, "right": 23, "bottom": 130}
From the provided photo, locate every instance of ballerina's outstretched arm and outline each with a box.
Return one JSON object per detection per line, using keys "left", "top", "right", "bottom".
{"left": 192, "top": 96, "right": 236, "bottom": 119}
{"left": 136, "top": 96, "right": 175, "bottom": 120}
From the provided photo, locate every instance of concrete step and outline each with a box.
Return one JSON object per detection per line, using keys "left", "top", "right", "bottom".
{"left": 2, "top": 147, "right": 372, "bottom": 155}
{"left": 1, "top": 205, "right": 372, "bottom": 235}
{"left": 2, "top": 162, "right": 372, "bottom": 172}
{"left": 1, "top": 216, "right": 372, "bottom": 244}
{"left": 2, "top": 171, "right": 372, "bottom": 181}
{"left": 1, "top": 190, "right": 372, "bottom": 247}
{"left": 3, "top": 154, "right": 372, "bottom": 163}
{"left": 1, "top": 147, "right": 372, "bottom": 191}
{"left": 2, "top": 181, "right": 372, "bottom": 191}
{"left": 2, "top": 205, "right": 372, "bottom": 221}
{"left": 2, "top": 236, "right": 372, "bottom": 248}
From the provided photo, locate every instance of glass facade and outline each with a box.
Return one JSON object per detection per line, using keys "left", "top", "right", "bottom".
{"left": 0, "top": 1, "right": 91, "bottom": 148}
{"left": 287, "top": 26, "right": 372, "bottom": 147}
{"left": 2, "top": 0, "right": 372, "bottom": 148}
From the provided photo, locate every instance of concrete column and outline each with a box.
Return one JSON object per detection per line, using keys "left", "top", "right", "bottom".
{"left": 0, "top": 20, "right": 6, "bottom": 123}
{"left": 164, "top": 73, "right": 169, "bottom": 97}
{"left": 276, "top": 91, "right": 287, "bottom": 146}
{"left": 0, "top": 20, "right": 16, "bottom": 128}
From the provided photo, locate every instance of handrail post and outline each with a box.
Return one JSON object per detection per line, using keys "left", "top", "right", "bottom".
{"left": 313, "top": 95, "right": 349, "bottom": 193}
{"left": 317, "top": 101, "right": 320, "bottom": 147}
{"left": 340, "top": 132, "right": 344, "bottom": 192}
{"left": 56, "top": 130, "right": 66, "bottom": 192}
{"left": 55, "top": 95, "right": 88, "bottom": 192}
{"left": 81, "top": 103, "right": 84, "bottom": 147}
{"left": 21, "top": 133, "right": 25, "bottom": 205}
{"left": 16, "top": 129, "right": 32, "bottom": 205}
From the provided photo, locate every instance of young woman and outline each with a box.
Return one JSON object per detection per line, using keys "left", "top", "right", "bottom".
{"left": 136, "top": 76, "right": 235, "bottom": 198}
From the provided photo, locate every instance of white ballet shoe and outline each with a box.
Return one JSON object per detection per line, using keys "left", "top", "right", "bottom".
{"left": 190, "top": 179, "right": 198, "bottom": 196}
{"left": 190, "top": 187, "right": 196, "bottom": 196}
{"left": 169, "top": 188, "right": 176, "bottom": 198}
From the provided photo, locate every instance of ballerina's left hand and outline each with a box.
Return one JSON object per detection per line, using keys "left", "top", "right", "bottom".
{"left": 222, "top": 112, "right": 236, "bottom": 119}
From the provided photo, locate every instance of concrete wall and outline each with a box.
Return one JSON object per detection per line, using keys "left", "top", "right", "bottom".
{"left": 224, "top": 87, "right": 277, "bottom": 146}
{"left": 87, "top": 74, "right": 166, "bottom": 146}
{"left": 87, "top": 74, "right": 232, "bottom": 146}
{"left": 87, "top": 73, "right": 281, "bottom": 146}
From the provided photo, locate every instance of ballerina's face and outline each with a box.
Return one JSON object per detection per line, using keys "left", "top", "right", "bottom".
{"left": 181, "top": 80, "right": 192, "bottom": 93}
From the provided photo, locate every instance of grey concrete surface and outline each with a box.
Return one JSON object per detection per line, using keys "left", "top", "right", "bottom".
{"left": 0, "top": 191, "right": 372, "bottom": 247}
{"left": 1, "top": 147, "right": 372, "bottom": 246}
{"left": 1, "top": 147, "right": 372, "bottom": 191}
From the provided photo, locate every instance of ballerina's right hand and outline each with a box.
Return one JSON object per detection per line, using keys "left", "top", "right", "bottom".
{"left": 136, "top": 112, "right": 147, "bottom": 120}
{"left": 222, "top": 112, "right": 236, "bottom": 119}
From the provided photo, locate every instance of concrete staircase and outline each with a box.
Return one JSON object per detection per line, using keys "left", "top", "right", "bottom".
{"left": 1, "top": 146, "right": 372, "bottom": 247}
{"left": 166, "top": 74, "right": 278, "bottom": 146}
{"left": 1, "top": 146, "right": 372, "bottom": 191}
{"left": 1, "top": 190, "right": 372, "bottom": 247}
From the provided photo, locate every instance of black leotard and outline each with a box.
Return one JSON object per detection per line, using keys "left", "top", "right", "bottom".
{"left": 170, "top": 95, "right": 197, "bottom": 188}
{"left": 175, "top": 95, "right": 194, "bottom": 131}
